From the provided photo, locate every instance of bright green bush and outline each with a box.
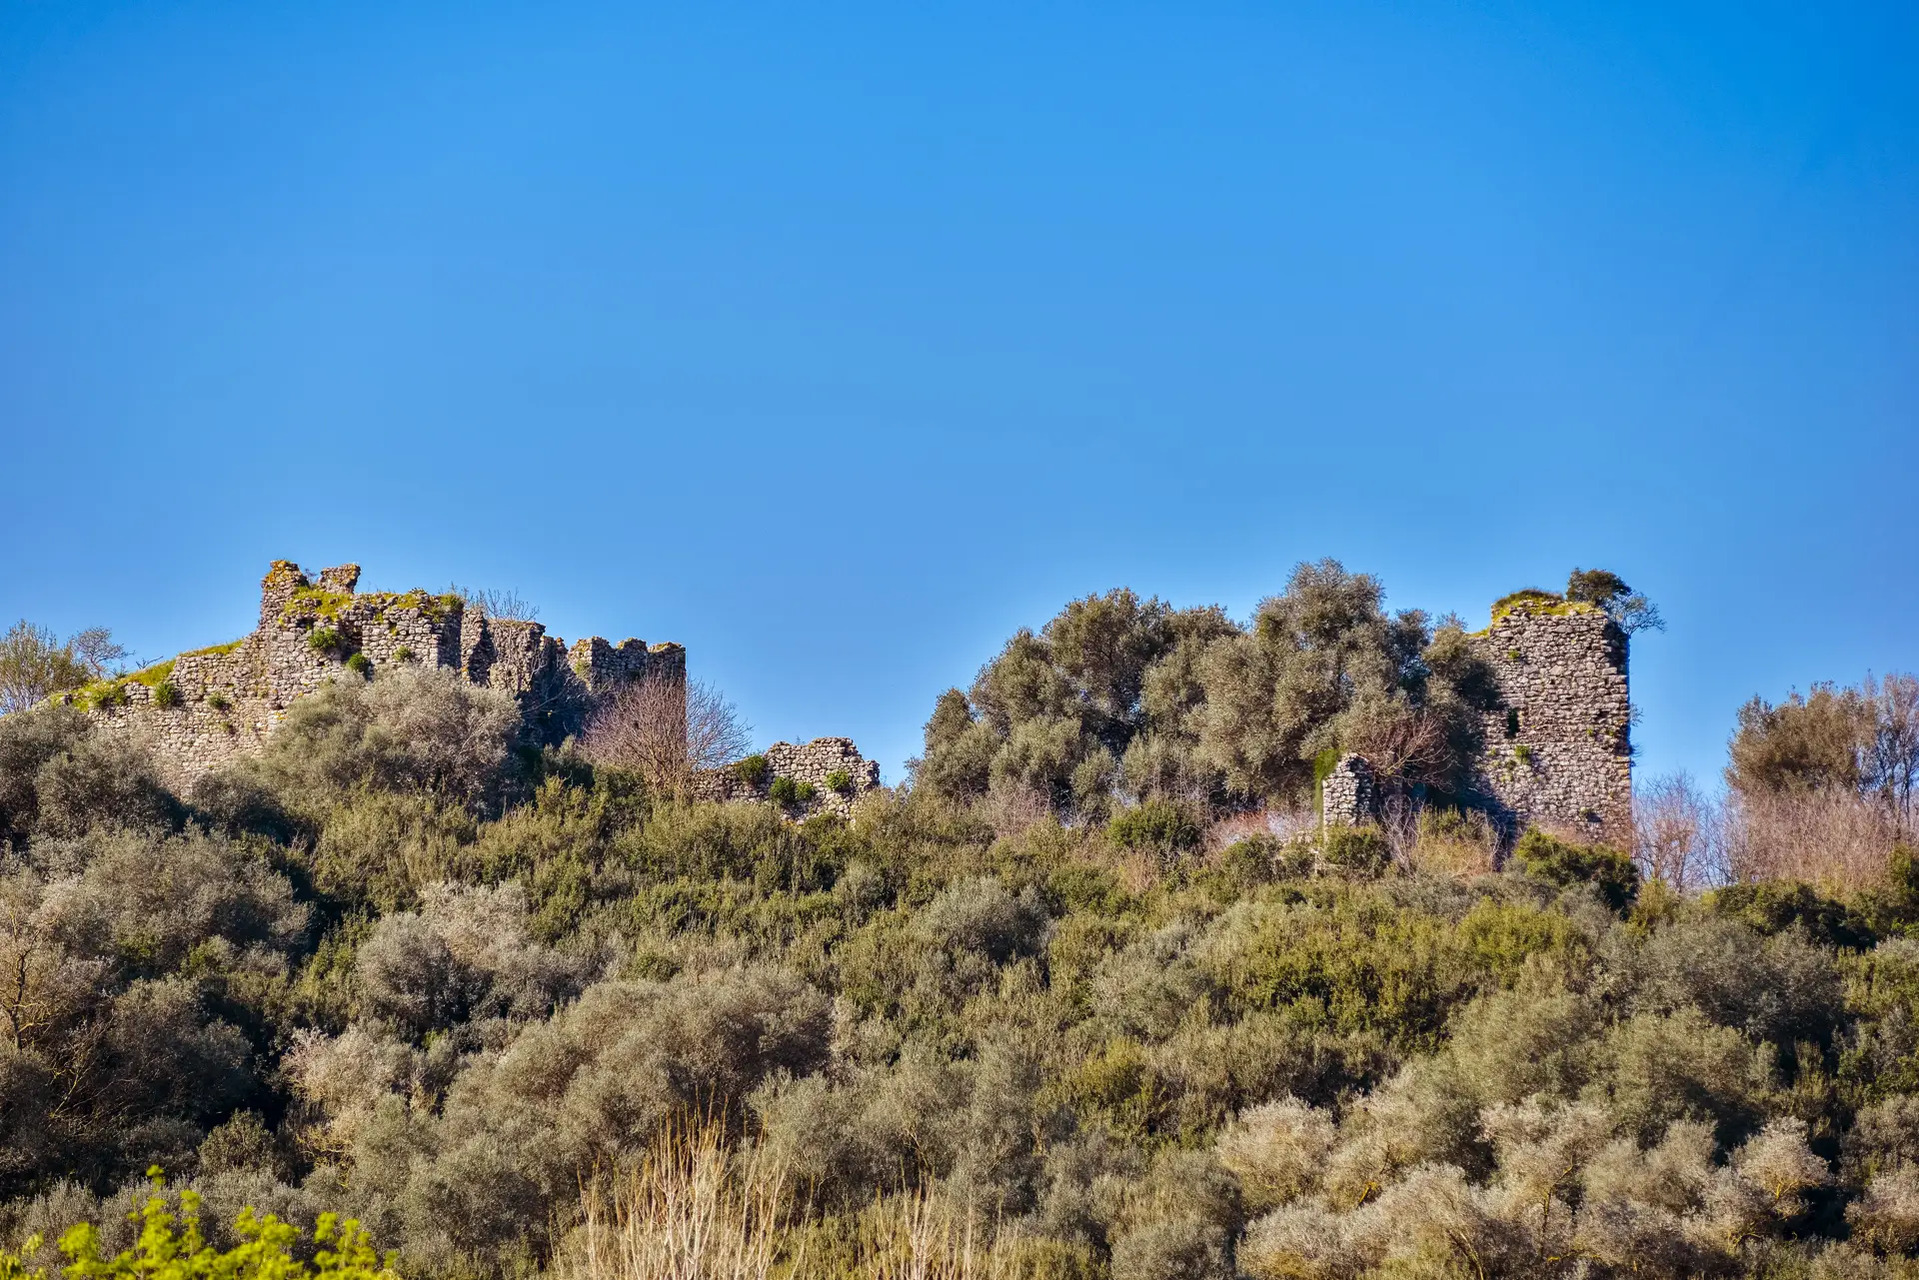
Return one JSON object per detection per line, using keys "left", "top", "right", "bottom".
{"left": 0, "top": 1175, "right": 394, "bottom": 1280}
{"left": 1513, "top": 827, "right": 1639, "bottom": 910}
{"left": 824, "top": 768, "right": 854, "bottom": 794}
{"left": 343, "top": 653, "right": 371, "bottom": 678}
{"left": 306, "top": 628, "right": 343, "bottom": 656}
{"left": 1107, "top": 799, "right": 1201, "bottom": 854}
{"left": 768, "top": 775, "right": 814, "bottom": 805}
{"left": 731, "top": 753, "right": 770, "bottom": 786}
{"left": 150, "top": 681, "right": 181, "bottom": 709}
{"left": 1317, "top": 823, "right": 1391, "bottom": 877}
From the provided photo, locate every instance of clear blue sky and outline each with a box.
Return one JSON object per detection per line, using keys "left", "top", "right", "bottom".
{"left": 2, "top": 1, "right": 1914, "bottom": 788}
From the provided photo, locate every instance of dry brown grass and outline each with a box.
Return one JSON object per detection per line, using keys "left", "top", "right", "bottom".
{"left": 558, "top": 1123, "right": 788, "bottom": 1280}
{"left": 554, "top": 1124, "right": 1034, "bottom": 1280}
{"left": 1395, "top": 802, "right": 1498, "bottom": 879}
{"left": 1204, "top": 806, "right": 1315, "bottom": 853}
{"left": 1724, "top": 786, "right": 1906, "bottom": 894}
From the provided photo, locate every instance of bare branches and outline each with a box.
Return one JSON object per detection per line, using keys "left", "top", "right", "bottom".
{"left": 1342, "top": 698, "right": 1452, "bottom": 790}
{"left": 1863, "top": 672, "right": 1919, "bottom": 833}
{"left": 1723, "top": 786, "right": 1901, "bottom": 893}
{"left": 583, "top": 676, "right": 751, "bottom": 797}
{"left": 1632, "top": 771, "right": 1724, "bottom": 892}
{"left": 452, "top": 585, "right": 541, "bottom": 623}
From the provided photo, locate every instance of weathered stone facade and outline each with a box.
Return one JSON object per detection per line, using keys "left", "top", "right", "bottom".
{"left": 1467, "top": 599, "right": 1632, "bottom": 845}
{"left": 1321, "top": 594, "right": 1631, "bottom": 848}
{"left": 1321, "top": 754, "right": 1377, "bottom": 828}
{"left": 693, "top": 738, "right": 884, "bottom": 819}
{"left": 64, "top": 561, "right": 686, "bottom": 784}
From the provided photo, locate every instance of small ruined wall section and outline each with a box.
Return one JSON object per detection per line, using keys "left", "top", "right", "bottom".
{"left": 1468, "top": 604, "right": 1631, "bottom": 846}
{"left": 694, "top": 738, "right": 884, "bottom": 819}
{"left": 65, "top": 561, "right": 686, "bottom": 787}
{"left": 1321, "top": 754, "right": 1376, "bottom": 828}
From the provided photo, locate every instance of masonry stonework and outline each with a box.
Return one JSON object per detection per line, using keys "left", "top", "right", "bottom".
{"left": 64, "top": 561, "right": 688, "bottom": 785}
{"left": 1466, "top": 601, "right": 1632, "bottom": 846}
{"left": 1321, "top": 754, "right": 1377, "bottom": 829}
{"left": 1319, "top": 594, "right": 1632, "bottom": 848}
{"left": 692, "top": 738, "right": 884, "bottom": 819}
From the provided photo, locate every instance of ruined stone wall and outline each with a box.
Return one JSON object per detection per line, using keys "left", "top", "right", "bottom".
{"left": 1468, "top": 602, "right": 1632, "bottom": 846}
{"left": 64, "top": 561, "right": 685, "bottom": 787}
{"left": 693, "top": 737, "right": 884, "bottom": 819}
{"left": 1321, "top": 754, "right": 1376, "bottom": 828}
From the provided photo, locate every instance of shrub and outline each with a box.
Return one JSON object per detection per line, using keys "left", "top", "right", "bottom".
{"left": 0, "top": 704, "right": 91, "bottom": 847}
{"left": 1706, "top": 879, "right": 1871, "bottom": 950}
{"left": 31, "top": 734, "right": 182, "bottom": 839}
{"left": 1107, "top": 800, "right": 1201, "bottom": 854}
{"left": 392, "top": 646, "right": 414, "bottom": 663}
{"left": 732, "top": 754, "right": 770, "bottom": 787}
{"left": 1319, "top": 823, "right": 1390, "bottom": 877}
{"left": 824, "top": 769, "right": 854, "bottom": 794}
{"left": 1513, "top": 828, "right": 1638, "bottom": 910}
{"left": 914, "top": 876, "right": 1051, "bottom": 963}
{"left": 149, "top": 682, "right": 180, "bottom": 710}
{"left": 768, "top": 776, "right": 814, "bottom": 806}
{"left": 1217, "top": 834, "right": 1287, "bottom": 888}
{"left": 250, "top": 666, "right": 521, "bottom": 813}
{"left": 353, "top": 882, "right": 586, "bottom": 1038}
{"left": 206, "top": 692, "right": 232, "bottom": 712}
{"left": 0, "top": 1175, "right": 395, "bottom": 1280}
{"left": 344, "top": 653, "right": 371, "bottom": 678}
{"left": 307, "top": 627, "right": 344, "bottom": 655}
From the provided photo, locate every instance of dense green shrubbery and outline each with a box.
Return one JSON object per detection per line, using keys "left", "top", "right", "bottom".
{"left": 6, "top": 603, "right": 1919, "bottom": 1278}
{"left": 1512, "top": 828, "right": 1641, "bottom": 911}
{"left": 914, "top": 561, "right": 1500, "bottom": 821}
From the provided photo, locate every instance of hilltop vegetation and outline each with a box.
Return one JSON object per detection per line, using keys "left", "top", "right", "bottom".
{"left": 2, "top": 566, "right": 1917, "bottom": 1279}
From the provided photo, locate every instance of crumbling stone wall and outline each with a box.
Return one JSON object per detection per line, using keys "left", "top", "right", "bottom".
{"left": 693, "top": 738, "right": 884, "bottom": 819}
{"left": 1467, "top": 600, "right": 1632, "bottom": 846}
{"left": 1314, "top": 596, "right": 1631, "bottom": 848}
{"left": 65, "top": 561, "right": 685, "bottom": 786}
{"left": 1321, "top": 754, "right": 1377, "bottom": 828}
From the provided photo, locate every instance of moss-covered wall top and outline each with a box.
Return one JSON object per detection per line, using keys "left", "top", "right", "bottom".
{"left": 61, "top": 560, "right": 688, "bottom": 785}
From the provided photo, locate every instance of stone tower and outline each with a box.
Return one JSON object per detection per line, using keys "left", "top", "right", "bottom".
{"left": 1468, "top": 594, "right": 1632, "bottom": 846}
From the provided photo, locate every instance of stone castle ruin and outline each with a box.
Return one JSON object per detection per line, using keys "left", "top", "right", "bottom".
{"left": 1322, "top": 591, "right": 1633, "bottom": 846}
{"left": 61, "top": 563, "right": 1627, "bottom": 840}
{"left": 59, "top": 560, "right": 882, "bottom": 816}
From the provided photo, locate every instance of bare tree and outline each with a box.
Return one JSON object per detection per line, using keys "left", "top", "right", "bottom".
{"left": 583, "top": 676, "right": 751, "bottom": 797}
{"left": 66, "top": 627, "right": 128, "bottom": 680}
{"left": 0, "top": 621, "right": 122, "bottom": 715}
{"left": 1863, "top": 672, "right": 1919, "bottom": 835}
{"left": 452, "top": 585, "right": 541, "bottom": 623}
{"left": 1342, "top": 698, "right": 1451, "bottom": 789}
{"left": 1632, "top": 771, "right": 1723, "bottom": 892}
